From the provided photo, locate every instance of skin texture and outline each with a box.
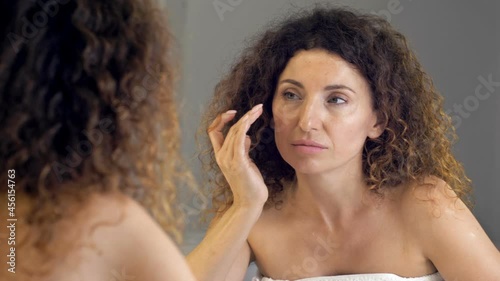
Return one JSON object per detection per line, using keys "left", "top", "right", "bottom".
{"left": 187, "top": 49, "right": 500, "bottom": 281}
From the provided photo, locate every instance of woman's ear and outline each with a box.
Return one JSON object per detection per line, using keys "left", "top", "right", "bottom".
{"left": 368, "top": 112, "right": 386, "bottom": 139}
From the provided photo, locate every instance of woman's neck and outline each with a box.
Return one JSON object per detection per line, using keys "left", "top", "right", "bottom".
{"left": 285, "top": 167, "right": 380, "bottom": 229}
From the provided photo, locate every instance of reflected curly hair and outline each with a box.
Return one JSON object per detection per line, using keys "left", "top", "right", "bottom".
{"left": 201, "top": 7, "right": 472, "bottom": 214}
{"left": 0, "top": 0, "right": 184, "bottom": 277}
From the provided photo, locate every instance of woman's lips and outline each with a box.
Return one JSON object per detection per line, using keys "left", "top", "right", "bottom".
{"left": 291, "top": 140, "right": 327, "bottom": 154}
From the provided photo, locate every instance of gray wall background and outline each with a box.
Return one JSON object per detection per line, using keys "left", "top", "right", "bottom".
{"left": 163, "top": 0, "right": 500, "bottom": 275}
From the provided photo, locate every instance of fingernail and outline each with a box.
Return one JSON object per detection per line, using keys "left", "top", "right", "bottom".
{"left": 252, "top": 104, "right": 263, "bottom": 112}
{"left": 226, "top": 110, "right": 237, "bottom": 115}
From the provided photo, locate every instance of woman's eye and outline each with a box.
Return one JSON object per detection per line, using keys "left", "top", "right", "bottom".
{"left": 328, "top": 97, "right": 346, "bottom": 104}
{"left": 283, "top": 91, "right": 300, "bottom": 100}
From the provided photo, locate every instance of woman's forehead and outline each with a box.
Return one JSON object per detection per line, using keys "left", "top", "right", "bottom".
{"left": 277, "top": 49, "right": 370, "bottom": 92}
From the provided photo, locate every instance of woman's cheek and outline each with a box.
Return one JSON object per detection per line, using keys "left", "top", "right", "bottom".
{"left": 273, "top": 111, "right": 290, "bottom": 134}
{"left": 274, "top": 104, "right": 297, "bottom": 131}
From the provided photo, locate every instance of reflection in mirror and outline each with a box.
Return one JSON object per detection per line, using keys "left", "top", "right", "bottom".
{"left": 176, "top": 1, "right": 500, "bottom": 281}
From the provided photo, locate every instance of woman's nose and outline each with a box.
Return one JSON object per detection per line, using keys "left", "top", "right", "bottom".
{"left": 298, "top": 100, "right": 321, "bottom": 132}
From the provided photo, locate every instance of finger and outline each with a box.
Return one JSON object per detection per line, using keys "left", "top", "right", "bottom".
{"left": 224, "top": 104, "right": 258, "bottom": 147}
{"left": 245, "top": 104, "right": 263, "bottom": 132}
{"left": 208, "top": 110, "right": 237, "bottom": 133}
{"left": 218, "top": 104, "right": 262, "bottom": 161}
{"left": 233, "top": 104, "right": 263, "bottom": 158}
{"left": 208, "top": 110, "right": 237, "bottom": 152}
{"left": 229, "top": 104, "right": 263, "bottom": 136}
{"left": 216, "top": 114, "right": 245, "bottom": 162}
{"left": 244, "top": 135, "right": 251, "bottom": 153}
{"left": 216, "top": 106, "right": 254, "bottom": 163}
{"left": 220, "top": 114, "right": 247, "bottom": 160}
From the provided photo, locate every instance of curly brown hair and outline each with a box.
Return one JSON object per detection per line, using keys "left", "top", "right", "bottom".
{"left": 0, "top": 0, "right": 185, "bottom": 277}
{"left": 200, "top": 7, "right": 472, "bottom": 214}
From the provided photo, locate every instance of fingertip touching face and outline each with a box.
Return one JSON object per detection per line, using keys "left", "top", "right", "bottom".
{"left": 272, "top": 49, "right": 383, "bottom": 175}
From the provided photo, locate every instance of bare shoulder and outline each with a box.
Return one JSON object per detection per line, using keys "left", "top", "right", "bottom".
{"left": 398, "top": 175, "right": 479, "bottom": 244}
{"left": 398, "top": 176, "right": 500, "bottom": 280}
{"left": 50, "top": 192, "right": 195, "bottom": 281}
{"left": 399, "top": 175, "right": 468, "bottom": 221}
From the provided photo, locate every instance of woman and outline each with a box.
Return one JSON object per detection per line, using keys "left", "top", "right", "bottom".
{"left": 187, "top": 7, "right": 500, "bottom": 281}
{"left": 0, "top": 0, "right": 195, "bottom": 280}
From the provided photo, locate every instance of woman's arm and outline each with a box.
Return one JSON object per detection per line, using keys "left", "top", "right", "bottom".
{"left": 187, "top": 206, "right": 259, "bottom": 281}
{"left": 187, "top": 104, "right": 268, "bottom": 281}
{"left": 406, "top": 178, "right": 500, "bottom": 281}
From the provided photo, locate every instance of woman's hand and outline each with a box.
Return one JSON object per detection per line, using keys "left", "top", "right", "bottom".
{"left": 189, "top": 107, "right": 268, "bottom": 280}
{"left": 208, "top": 104, "right": 268, "bottom": 209}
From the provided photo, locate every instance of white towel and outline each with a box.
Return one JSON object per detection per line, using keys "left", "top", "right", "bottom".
{"left": 254, "top": 272, "right": 443, "bottom": 281}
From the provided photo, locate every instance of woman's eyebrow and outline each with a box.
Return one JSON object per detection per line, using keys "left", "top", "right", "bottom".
{"left": 279, "top": 79, "right": 356, "bottom": 94}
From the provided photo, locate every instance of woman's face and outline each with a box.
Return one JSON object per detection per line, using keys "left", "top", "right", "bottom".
{"left": 272, "top": 49, "right": 383, "bottom": 175}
